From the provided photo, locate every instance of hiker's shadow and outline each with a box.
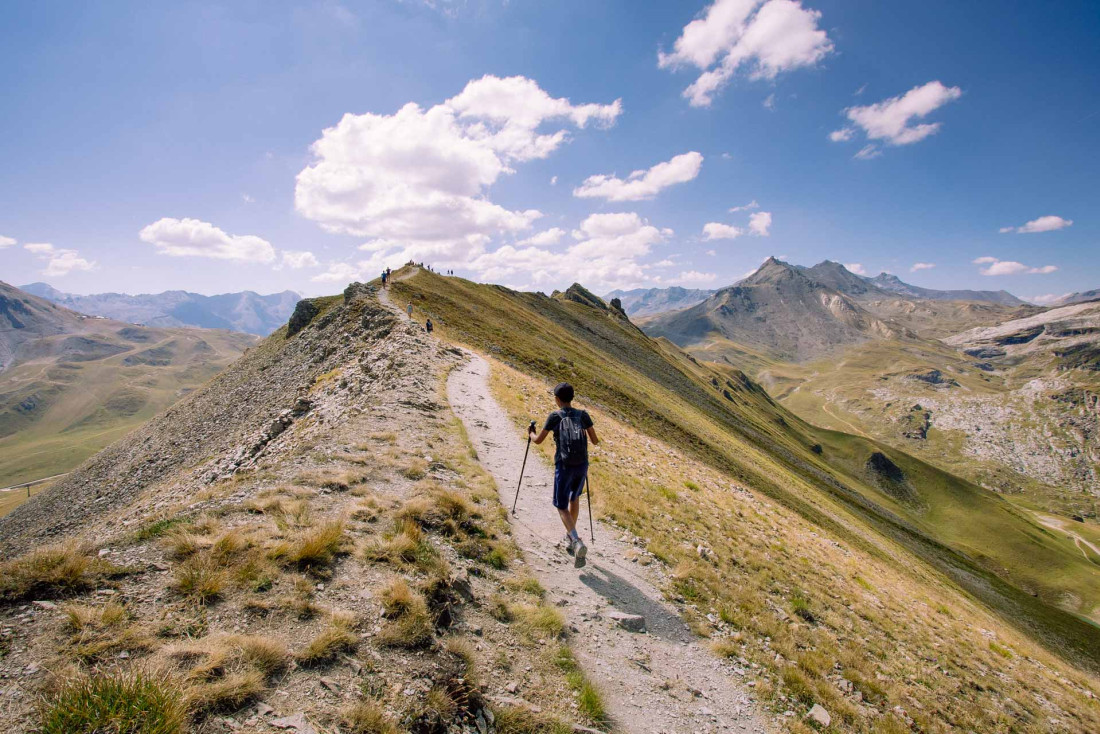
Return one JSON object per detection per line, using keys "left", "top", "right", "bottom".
{"left": 580, "top": 563, "right": 693, "bottom": 643}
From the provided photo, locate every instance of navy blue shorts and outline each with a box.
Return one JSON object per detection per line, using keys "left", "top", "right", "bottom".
{"left": 553, "top": 462, "right": 587, "bottom": 510}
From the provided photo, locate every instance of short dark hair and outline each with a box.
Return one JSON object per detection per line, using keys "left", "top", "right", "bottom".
{"left": 553, "top": 382, "right": 574, "bottom": 402}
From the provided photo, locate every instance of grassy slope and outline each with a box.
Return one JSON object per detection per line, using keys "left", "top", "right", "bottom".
{"left": 390, "top": 270, "right": 1100, "bottom": 669}
{"left": 0, "top": 328, "right": 255, "bottom": 496}
{"left": 762, "top": 338, "right": 1100, "bottom": 518}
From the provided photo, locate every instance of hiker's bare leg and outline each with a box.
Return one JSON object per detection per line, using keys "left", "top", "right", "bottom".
{"left": 569, "top": 497, "right": 582, "bottom": 528}
{"left": 557, "top": 507, "right": 577, "bottom": 534}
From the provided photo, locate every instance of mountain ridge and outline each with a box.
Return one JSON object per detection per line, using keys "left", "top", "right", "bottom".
{"left": 20, "top": 282, "right": 302, "bottom": 336}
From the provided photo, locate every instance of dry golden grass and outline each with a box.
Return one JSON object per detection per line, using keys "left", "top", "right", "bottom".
{"left": 271, "top": 519, "right": 346, "bottom": 572}
{"left": 489, "top": 359, "right": 1100, "bottom": 732}
{"left": 400, "top": 457, "right": 429, "bottom": 480}
{"left": 184, "top": 669, "right": 265, "bottom": 714}
{"left": 60, "top": 601, "right": 155, "bottom": 662}
{"left": 377, "top": 580, "right": 433, "bottom": 649}
{"left": 0, "top": 542, "right": 114, "bottom": 602}
{"left": 172, "top": 556, "right": 227, "bottom": 604}
{"left": 341, "top": 701, "right": 400, "bottom": 734}
{"left": 296, "top": 610, "right": 359, "bottom": 665}
{"left": 512, "top": 603, "right": 565, "bottom": 639}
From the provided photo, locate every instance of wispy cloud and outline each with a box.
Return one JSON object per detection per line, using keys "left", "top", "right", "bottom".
{"left": 910, "top": 262, "right": 935, "bottom": 272}
{"left": 973, "top": 256, "right": 1058, "bottom": 276}
{"left": 999, "top": 215, "right": 1073, "bottom": 234}
{"left": 23, "top": 242, "right": 97, "bottom": 276}
{"left": 574, "top": 152, "right": 703, "bottom": 201}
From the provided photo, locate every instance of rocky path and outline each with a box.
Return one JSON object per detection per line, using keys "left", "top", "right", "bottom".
{"left": 446, "top": 355, "right": 769, "bottom": 734}
{"left": 378, "top": 272, "right": 769, "bottom": 733}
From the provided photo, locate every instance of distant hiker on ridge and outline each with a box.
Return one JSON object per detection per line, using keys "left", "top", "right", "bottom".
{"left": 406, "top": 303, "right": 413, "bottom": 319}
{"left": 425, "top": 317, "right": 433, "bottom": 334}
{"left": 381, "top": 270, "right": 388, "bottom": 288}
{"left": 529, "top": 382, "right": 598, "bottom": 567}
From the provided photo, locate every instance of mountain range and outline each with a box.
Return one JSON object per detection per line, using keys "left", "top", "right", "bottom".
{"left": 607, "top": 265, "right": 1026, "bottom": 319}
{"left": 0, "top": 282, "right": 256, "bottom": 490}
{"left": 20, "top": 282, "right": 301, "bottom": 336}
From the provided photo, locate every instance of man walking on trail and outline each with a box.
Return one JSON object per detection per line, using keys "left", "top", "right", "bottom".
{"left": 529, "top": 382, "right": 598, "bottom": 568}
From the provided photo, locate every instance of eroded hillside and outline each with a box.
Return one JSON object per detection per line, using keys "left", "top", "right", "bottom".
{"left": 0, "top": 283, "right": 606, "bottom": 733}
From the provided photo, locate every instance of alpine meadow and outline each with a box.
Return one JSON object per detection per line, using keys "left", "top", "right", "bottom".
{"left": 2, "top": 2, "right": 1098, "bottom": 734}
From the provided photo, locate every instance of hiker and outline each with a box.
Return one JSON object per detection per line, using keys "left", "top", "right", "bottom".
{"left": 425, "top": 317, "right": 433, "bottom": 334}
{"left": 381, "top": 271, "right": 388, "bottom": 288}
{"left": 529, "top": 382, "right": 598, "bottom": 567}
{"left": 406, "top": 303, "right": 413, "bottom": 318}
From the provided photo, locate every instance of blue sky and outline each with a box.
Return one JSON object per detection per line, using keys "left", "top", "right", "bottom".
{"left": 1, "top": 0, "right": 1097, "bottom": 302}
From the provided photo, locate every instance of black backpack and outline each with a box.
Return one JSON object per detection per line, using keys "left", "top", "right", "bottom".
{"left": 557, "top": 409, "right": 588, "bottom": 467}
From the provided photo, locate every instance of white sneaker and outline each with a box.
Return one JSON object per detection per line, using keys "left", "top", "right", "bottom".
{"left": 573, "top": 538, "right": 587, "bottom": 568}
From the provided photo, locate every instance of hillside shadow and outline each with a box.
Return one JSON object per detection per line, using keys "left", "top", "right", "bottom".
{"left": 580, "top": 563, "right": 693, "bottom": 643}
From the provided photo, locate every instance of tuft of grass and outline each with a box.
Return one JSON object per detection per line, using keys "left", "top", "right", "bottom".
{"left": 363, "top": 519, "right": 438, "bottom": 571}
{"left": 683, "top": 480, "right": 700, "bottom": 492}
{"left": 377, "top": 581, "right": 433, "bottom": 649}
{"left": 513, "top": 603, "right": 565, "bottom": 639}
{"left": 184, "top": 669, "right": 265, "bottom": 714}
{"left": 172, "top": 557, "right": 227, "bottom": 604}
{"left": 506, "top": 575, "right": 545, "bottom": 598}
{"left": 39, "top": 670, "right": 185, "bottom": 734}
{"left": 790, "top": 591, "right": 816, "bottom": 623}
{"left": 296, "top": 610, "right": 359, "bottom": 665}
{"left": 341, "top": 701, "right": 399, "bottom": 734}
{"left": 401, "top": 458, "right": 429, "bottom": 480}
{"left": 990, "top": 641, "right": 1013, "bottom": 659}
{"left": 133, "top": 516, "right": 190, "bottom": 542}
{"left": 272, "top": 519, "right": 346, "bottom": 572}
{"left": 552, "top": 645, "right": 608, "bottom": 728}
{"left": 232, "top": 635, "right": 290, "bottom": 676}
{"left": 163, "top": 530, "right": 209, "bottom": 560}
{"left": 493, "top": 705, "right": 572, "bottom": 734}
{"left": 0, "top": 542, "right": 114, "bottom": 602}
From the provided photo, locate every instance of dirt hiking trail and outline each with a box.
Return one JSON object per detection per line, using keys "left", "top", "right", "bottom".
{"left": 379, "top": 272, "right": 769, "bottom": 732}
{"left": 447, "top": 355, "right": 769, "bottom": 734}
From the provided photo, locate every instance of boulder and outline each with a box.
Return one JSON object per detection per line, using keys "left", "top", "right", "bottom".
{"left": 806, "top": 704, "right": 831, "bottom": 728}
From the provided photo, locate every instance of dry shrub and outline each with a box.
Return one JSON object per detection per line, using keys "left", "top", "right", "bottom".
{"left": 296, "top": 610, "right": 359, "bottom": 666}
{"left": 512, "top": 604, "right": 564, "bottom": 639}
{"left": 401, "top": 458, "right": 428, "bottom": 480}
{"left": 0, "top": 543, "right": 113, "bottom": 602}
{"left": 163, "top": 530, "right": 210, "bottom": 560}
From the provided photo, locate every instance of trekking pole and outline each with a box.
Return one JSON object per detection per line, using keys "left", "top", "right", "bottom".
{"left": 512, "top": 421, "right": 536, "bottom": 515}
{"left": 585, "top": 476, "right": 594, "bottom": 542}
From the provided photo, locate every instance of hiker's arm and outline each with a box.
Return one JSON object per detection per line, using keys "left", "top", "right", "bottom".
{"left": 530, "top": 428, "right": 550, "bottom": 445}
{"left": 586, "top": 426, "right": 599, "bottom": 446}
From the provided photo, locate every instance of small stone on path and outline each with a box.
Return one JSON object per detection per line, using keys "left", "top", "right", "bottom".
{"left": 607, "top": 610, "right": 646, "bottom": 633}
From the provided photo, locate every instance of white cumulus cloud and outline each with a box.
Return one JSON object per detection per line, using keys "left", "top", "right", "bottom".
{"left": 518, "top": 228, "right": 566, "bottom": 247}
{"left": 0, "top": 235, "right": 15, "bottom": 248}
{"left": 748, "top": 211, "right": 772, "bottom": 236}
{"left": 470, "top": 212, "right": 669, "bottom": 292}
{"left": 910, "top": 262, "right": 935, "bottom": 272}
{"left": 574, "top": 151, "right": 703, "bottom": 202}
{"left": 1001, "top": 215, "right": 1073, "bottom": 234}
{"left": 703, "top": 222, "right": 744, "bottom": 240}
{"left": 844, "top": 262, "right": 866, "bottom": 275}
{"left": 23, "top": 242, "right": 96, "bottom": 277}
{"left": 280, "top": 250, "right": 320, "bottom": 269}
{"left": 139, "top": 218, "right": 276, "bottom": 263}
{"left": 659, "top": 0, "right": 833, "bottom": 107}
{"left": 973, "top": 256, "right": 1058, "bottom": 276}
{"left": 295, "top": 75, "right": 620, "bottom": 267}
{"left": 833, "top": 81, "right": 962, "bottom": 153}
